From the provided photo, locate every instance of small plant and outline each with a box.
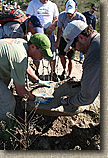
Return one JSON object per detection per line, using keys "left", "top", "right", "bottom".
{"left": 0, "top": 94, "right": 45, "bottom": 150}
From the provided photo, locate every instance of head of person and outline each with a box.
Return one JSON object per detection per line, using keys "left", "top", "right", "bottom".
{"left": 40, "top": 0, "right": 49, "bottom": 4}
{"left": 65, "top": 0, "right": 77, "bottom": 19}
{"left": 90, "top": 3, "right": 98, "bottom": 14}
{"left": 63, "top": 20, "right": 94, "bottom": 54}
{"left": 27, "top": 15, "right": 44, "bottom": 34}
{"left": 28, "top": 33, "right": 53, "bottom": 60}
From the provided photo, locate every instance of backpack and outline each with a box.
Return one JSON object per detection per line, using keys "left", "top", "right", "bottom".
{"left": 0, "top": 9, "right": 27, "bottom": 25}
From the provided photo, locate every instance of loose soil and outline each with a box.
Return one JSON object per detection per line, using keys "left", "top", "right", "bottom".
{"left": 14, "top": 57, "right": 100, "bottom": 150}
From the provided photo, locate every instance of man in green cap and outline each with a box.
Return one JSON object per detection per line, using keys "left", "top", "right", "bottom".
{"left": 0, "top": 33, "right": 53, "bottom": 120}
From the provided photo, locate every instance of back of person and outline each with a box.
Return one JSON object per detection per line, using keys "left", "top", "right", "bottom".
{"left": 0, "top": 21, "right": 25, "bottom": 39}
{"left": 0, "top": 38, "right": 28, "bottom": 86}
{"left": 0, "top": 14, "right": 44, "bottom": 40}
{"left": 0, "top": 8, "right": 27, "bottom": 39}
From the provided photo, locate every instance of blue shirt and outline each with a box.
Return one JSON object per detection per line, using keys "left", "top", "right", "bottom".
{"left": 82, "top": 11, "right": 97, "bottom": 30}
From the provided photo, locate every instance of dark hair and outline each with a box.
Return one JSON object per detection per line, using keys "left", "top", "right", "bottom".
{"left": 80, "top": 24, "right": 94, "bottom": 37}
{"left": 71, "top": 24, "right": 94, "bottom": 48}
{"left": 27, "top": 40, "right": 32, "bottom": 46}
{"left": 91, "top": 3, "right": 98, "bottom": 9}
{"left": 65, "top": 0, "right": 77, "bottom": 8}
{"left": 29, "top": 15, "right": 43, "bottom": 28}
{"left": 27, "top": 40, "right": 40, "bottom": 49}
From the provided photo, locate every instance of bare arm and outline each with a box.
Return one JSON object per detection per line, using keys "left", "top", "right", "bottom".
{"left": 26, "top": 65, "right": 39, "bottom": 81}
{"left": 54, "top": 27, "right": 62, "bottom": 49}
{"left": 14, "top": 82, "right": 35, "bottom": 101}
{"left": 44, "top": 16, "right": 58, "bottom": 35}
{"left": 53, "top": 16, "right": 58, "bottom": 26}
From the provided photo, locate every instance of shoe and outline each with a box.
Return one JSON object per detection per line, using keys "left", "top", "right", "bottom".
{"left": 59, "top": 70, "right": 67, "bottom": 81}
{"left": 66, "top": 75, "right": 71, "bottom": 79}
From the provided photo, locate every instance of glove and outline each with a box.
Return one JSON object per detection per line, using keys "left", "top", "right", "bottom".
{"left": 60, "top": 96, "right": 69, "bottom": 106}
{"left": 38, "top": 79, "right": 54, "bottom": 88}
{"left": 60, "top": 96, "right": 78, "bottom": 112}
{"left": 34, "top": 93, "right": 53, "bottom": 104}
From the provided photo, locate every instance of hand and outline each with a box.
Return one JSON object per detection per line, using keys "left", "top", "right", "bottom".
{"left": 38, "top": 79, "right": 54, "bottom": 88}
{"left": 60, "top": 96, "right": 78, "bottom": 112}
{"left": 54, "top": 41, "right": 59, "bottom": 49}
{"left": 64, "top": 46, "right": 72, "bottom": 53}
{"left": 60, "top": 96, "right": 69, "bottom": 106}
{"left": 44, "top": 22, "right": 57, "bottom": 35}
{"left": 34, "top": 93, "right": 53, "bottom": 104}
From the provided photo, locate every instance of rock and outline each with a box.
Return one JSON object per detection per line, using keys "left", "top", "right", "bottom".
{"left": 27, "top": 79, "right": 81, "bottom": 116}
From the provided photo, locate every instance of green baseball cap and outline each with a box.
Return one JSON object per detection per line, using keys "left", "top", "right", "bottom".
{"left": 30, "top": 33, "right": 53, "bottom": 57}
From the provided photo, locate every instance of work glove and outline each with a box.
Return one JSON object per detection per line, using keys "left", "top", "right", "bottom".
{"left": 60, "top": 96, "right": 78, "bottom": 112}
{"left": 38, "top": 79, "right": 54, "bottom": 88}
{"left": 60, "top": 96, "right": 70, "bottom": 106}
{"left": 34, "top": 93, "right": 53, "bottom": 104}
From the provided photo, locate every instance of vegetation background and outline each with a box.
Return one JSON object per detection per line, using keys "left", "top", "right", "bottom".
{"left": 5, "top": 0, "right": 100, "bottom": 32}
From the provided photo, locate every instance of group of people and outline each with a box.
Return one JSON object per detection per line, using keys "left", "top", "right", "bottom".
{"left": 0, "top": 0, "right": 100, "bottom": 120}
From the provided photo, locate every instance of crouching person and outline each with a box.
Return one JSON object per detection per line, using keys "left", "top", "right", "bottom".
{"left": 0, "top": 33, "right": 53, "bottom": 120}
{"left": 60, "top": 20, "right": 100, "bottom": 110}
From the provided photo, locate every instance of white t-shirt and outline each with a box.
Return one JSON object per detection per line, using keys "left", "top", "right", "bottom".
{"left": 26, "top": 0, "right": 59, "bottom": 28}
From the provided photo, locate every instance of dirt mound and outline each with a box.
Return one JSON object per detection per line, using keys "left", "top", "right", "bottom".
{"left": 14, "top": 78, "right": 100, "bottom": 150}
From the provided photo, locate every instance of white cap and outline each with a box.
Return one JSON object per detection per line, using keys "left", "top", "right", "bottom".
{"left": 65, "top": 0, "right": 76, "bottom": 14}
{"left": 63, "top": 20, "right": 88, "bottom": 51}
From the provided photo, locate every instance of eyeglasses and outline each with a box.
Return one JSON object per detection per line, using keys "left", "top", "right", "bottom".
{"left": 71, "top": 37, "right": 78, "bottom": 48}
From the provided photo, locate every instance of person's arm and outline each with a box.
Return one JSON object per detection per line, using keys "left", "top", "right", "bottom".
{"left": 26, "top": 65, "right": 39, "bottom": 81}
{"left": 92, "top": 16, "right": 97, "bottom": 30}
{"left": 14, "top": 82, "right": 53, "bottom": 104}
{"left": 61, "top": 61, "right": 100, "bottom": 108}
{"left": 27, "top": 64, "right": 53, "bottom": 87}
{"left": 54, "top": 27, "right": 62, "bottom": 49}
{"left": 61, "top": 44, "right": 100, "bottom": 107}
{"left": 14, "top": 82, "right": 35, "bottom": 101}
{"left": 26, "top": 1, "right": 34, "bottom": 17}
{"left": 69, "top": 60, "right": 100, "bottom": 106}
{"left": 53, "top": 16, "right": 58, "bottom": 25}
{"left": 44, "top": 16, "right": 58, "bottom": 35}
{"left": 53, "top": 3, "right": 59, "bottom": 23}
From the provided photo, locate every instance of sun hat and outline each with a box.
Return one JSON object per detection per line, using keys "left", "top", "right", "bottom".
{"left": 65, "top": 0, "right": 77, "bottom": 14}
{"left": 63, "top": 20, "right": 88, "bottom": 51}
{"left": 30, "top": 33, "right": 53, "bottom": 57}
{"left": 30, "top": 15, "right": 44, "bottom": 33}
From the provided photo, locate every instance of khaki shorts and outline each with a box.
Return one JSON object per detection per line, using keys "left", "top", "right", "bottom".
{"left": 0, "top": 79, "right": 16, "bottom": 120}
